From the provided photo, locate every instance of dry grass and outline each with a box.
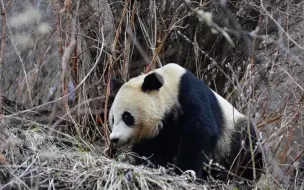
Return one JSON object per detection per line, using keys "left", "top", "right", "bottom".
{"left": 0, "top": 0, "right": 304, "bottom": 189}
{"left": 0, "top": 119, "right": 209, "bottom": 190}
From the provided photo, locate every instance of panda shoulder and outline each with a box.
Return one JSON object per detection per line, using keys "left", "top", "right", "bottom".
{"left": 155, "top": 63, "right": 187, "bottom": 82}
{"left": 161, "top": 63, "right": 186, "bottom": 72}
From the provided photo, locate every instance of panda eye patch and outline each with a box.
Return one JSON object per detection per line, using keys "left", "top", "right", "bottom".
{"left": 122, "top": 111, "right": 134, "bottom": 126}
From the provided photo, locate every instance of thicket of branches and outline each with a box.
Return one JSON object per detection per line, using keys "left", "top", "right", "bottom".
{"left": 0, "top": 0, "right": 303, "bottom": 189}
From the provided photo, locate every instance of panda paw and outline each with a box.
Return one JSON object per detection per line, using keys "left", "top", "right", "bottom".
{"left": 180, "top": 170, "right": 197, "bottom": 181}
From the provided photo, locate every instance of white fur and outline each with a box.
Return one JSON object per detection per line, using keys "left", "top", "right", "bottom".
{"left": 211, "top": 90, "right": 245, "bottom": 159}
{"left": 109, "top": 120, "right": 134, "bottom": 147}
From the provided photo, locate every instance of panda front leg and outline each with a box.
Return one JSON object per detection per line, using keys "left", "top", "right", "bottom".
{"left": 131, "top": 144, "right": 167, "bottom": 169}
{"left": 174, "top": 137, "right": 203, "bottom": 178}
{"left": 174, "top": 124, "right": 217, "bottom": 181}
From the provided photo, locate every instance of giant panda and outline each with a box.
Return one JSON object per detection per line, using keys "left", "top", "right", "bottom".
{"left": 108, "top": 63, "right": 264, "bottom": 183}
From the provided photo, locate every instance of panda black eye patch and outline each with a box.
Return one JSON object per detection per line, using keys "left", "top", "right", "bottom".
{"left": 122, "top": 111, "right": 134, "bottom": 126}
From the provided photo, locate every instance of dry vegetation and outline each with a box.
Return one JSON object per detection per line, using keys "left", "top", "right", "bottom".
{"left": 0, "top": 0, "right": 304, "bottom": 189}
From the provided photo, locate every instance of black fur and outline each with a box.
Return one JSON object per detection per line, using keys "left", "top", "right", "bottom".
{"left": 141, "top": 72, "right": 164, "bottom": 92}
{"left": 230, "top": 119, "right": 264, "bottom": 181}
{"left": 132, "top": 106, "right": 181, "bottom": 168}
{"left": 132, "top": 71, "right": 226, "bottom": 180}
{"left": 110, "top": 78, "right": 124, "bottom": 95}
{"left": 173, "top": 71, "right": 224, "bottom": 179}
{"left": 209, "top": 118, "right": 264, "bottom": 182}
{"left": 122, "top": 111, "right": 135, "bottom": 126}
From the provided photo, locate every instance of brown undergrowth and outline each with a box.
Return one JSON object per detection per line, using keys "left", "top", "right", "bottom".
{"left": 0, "top": 0, "right": 304, "bottom": 189}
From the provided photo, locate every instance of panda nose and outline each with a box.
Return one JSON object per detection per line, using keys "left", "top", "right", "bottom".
{"left": 110, "top": 138, "right": 119, "bottom": 144}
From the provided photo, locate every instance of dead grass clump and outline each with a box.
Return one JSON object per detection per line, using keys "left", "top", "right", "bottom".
{"left": 0, "top": 118, "right": 227, "bottom": 190}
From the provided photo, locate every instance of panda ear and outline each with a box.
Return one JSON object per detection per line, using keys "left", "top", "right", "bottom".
{"left": 110, "top": 77, "right": 124, "bottom": 95}
{"left": 141, "top": 72, "right": 164, "bottom": 92}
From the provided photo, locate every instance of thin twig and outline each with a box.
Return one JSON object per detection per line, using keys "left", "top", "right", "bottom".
{"left": 260, "top": 0, "right": 304, "bottom": 51}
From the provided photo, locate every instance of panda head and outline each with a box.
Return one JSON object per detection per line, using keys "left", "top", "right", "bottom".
{"left": 108, "top": 72, "right": 167, "bottom": 147}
